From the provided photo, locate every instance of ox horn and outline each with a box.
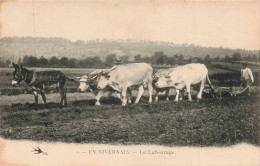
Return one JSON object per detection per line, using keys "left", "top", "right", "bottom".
{"left": 71, "top": 76, "right": 82, "bottom": 82}
{"left": 72, "top": 76, "right": 81, "bottom": 79}
{"left": 101, "top": 71, "right": 108, "bottom": 75}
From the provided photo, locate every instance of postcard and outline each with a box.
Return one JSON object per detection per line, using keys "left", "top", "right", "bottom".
{"left": 0, "top": 0, "right": 259, "bottom": 165}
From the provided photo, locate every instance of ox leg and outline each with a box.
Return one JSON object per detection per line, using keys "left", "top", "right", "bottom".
{"left": 155, "top": 89, "right": 159, "bottom": 102}
{"left": 33, "top": 91, "right": 38, "bottom": 110}
{"left": 40, "top": 89, "right": 47, "bottom": 107}
{"left": 148, "top": 83, "right": 153, "bottom": 104}
{"left": 58, "top": 82, "right": 67, "bottom": 107}
{"left": 165, "top": 89, "right": 170, "bottom": 101}
{"left": 186, "top": 83, "right": 192, "bottom": 101}
{"left": 58, "top": 90, "right": 64, "bottom": 107}
{"left": 197, "top": 80, "right": 205, "bottom": 99}
{"left": 63, "top": 88, "right": 67, "bottom": 106}
{"left": 57, "top": 83, "right": 63, "bottom": 107}
{"left": 121, "top": 87, "right": 128, "bottom": 106}
{"left": 134, "top": 86, "right": 144, "bottom": 104}
{"left": 95, "top": 89, "right": 106, "bottom": 106}
{"left": 179, "top": 89, "right": 185, "bottom": 101}
{"left": 174, "top": 89, "right": 179, "bottom": 102}
{"left": 127, "top": 89, "right": 132, "bottom": 104}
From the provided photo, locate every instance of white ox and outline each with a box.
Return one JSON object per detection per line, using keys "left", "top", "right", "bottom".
{"left": 97, "top": 63, "right": 153, "bottom": 106}
{"left": 153, "top": 68, "right": 175, "bottom": 101}
{"left": 76, "top": 69, "right": 110, "bottom": 93}
{"left": 154, "top": 63, "right": 212, "bottom": 101}
{"left": 76, "top": 69, "right": 132, "bottom": 105}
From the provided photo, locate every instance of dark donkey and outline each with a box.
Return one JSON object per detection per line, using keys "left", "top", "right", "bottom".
{"left": 12, "top": 62, "right": 74, "bottom": 109}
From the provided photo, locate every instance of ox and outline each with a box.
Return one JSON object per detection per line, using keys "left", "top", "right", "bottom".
{"left": 76, "top": 69, "right": 111, "bottom": 94}
{"left": 97, "top": 63, "right": 153, "bottom": 106}
{"left": 154, "top": 63, "right": 212, "bottom": 101}
{"left": 75, "top": 69, "right": 132, "bottom": 105}
{"left": 11, "top": 62, "right": 74, "bottom": 109}
{"left": 153, "top": 68, "right": 176, "bottom": 101}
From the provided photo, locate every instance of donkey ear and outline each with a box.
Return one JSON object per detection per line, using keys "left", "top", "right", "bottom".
{"left": 12, "top": 62, "right": 20, "bottom": 70}
{"left": 12, "top": 62, "right": 16, "bottom": 68}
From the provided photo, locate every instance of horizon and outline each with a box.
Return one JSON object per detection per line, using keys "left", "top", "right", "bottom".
{"left": 1, "top": 1, "right": 260, "bottom": 50}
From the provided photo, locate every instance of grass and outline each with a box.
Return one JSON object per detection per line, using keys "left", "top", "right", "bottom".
{"left": 213, "top": 62, "right": 259, "bottom": 73}
{"left": 0, "top": 95, "right": 259, "bottom": 146}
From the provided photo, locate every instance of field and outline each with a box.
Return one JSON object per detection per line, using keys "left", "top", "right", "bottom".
{"left": 0, "top": 62, "right": 259, "bottom": 95}
{"left": 0, "top": 63, "right": 259, "bottom": 146}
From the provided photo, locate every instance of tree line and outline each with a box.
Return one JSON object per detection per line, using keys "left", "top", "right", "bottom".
{"left": 1, "top": 37, "right": 259, "bottom": 63}
{"left": 0, "top": 51, "right": 259, "bottom": 68}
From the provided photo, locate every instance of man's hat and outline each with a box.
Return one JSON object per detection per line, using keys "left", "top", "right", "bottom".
{"left": 243, "top": 62, "right": 248, "bottom": 66}
{"left": 115, "top": 57, "right": 122, "bottom": 64}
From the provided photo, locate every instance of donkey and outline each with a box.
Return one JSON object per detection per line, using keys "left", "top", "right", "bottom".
{"left": 12, "top": 62, "right": 74, "bottom": 109}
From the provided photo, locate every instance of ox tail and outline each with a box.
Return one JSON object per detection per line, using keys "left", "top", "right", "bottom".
{"left": 206, "top": 74, "right": 212, "bottom": 88}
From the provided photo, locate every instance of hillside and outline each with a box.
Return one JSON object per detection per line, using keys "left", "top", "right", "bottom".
{"left": 0, "top": 37, "right": 258, "bottom": 62}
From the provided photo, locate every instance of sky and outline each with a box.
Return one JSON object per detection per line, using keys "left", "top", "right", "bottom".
{"left": 1, "top": 0, "right": 260, "bottom": 50}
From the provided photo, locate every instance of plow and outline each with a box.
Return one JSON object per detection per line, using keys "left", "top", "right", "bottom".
{"left": 204, "top": 83, "right": 253, "bottom": 99}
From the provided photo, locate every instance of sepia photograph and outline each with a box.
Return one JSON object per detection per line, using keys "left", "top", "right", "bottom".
{"left": 0, "top": 0, "right": 259, "bottom": 165}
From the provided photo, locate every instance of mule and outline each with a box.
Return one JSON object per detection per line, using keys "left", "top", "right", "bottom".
{"left": 12, "top": 62, "right": 74, "bottom": 109}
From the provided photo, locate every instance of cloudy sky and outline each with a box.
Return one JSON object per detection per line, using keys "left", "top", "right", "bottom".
{"left": 1, "top": 0, "right": 260, "bottom": 50}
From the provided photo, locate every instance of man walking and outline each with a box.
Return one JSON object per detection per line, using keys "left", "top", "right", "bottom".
{"left": 241, "top": 62, "right": 254, "bottom": 95}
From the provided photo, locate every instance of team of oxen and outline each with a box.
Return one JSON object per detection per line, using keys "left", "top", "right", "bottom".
{"left": 11, "top": 62, "right": 212, "bottom": 109}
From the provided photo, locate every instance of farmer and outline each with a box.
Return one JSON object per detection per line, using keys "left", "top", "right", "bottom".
{"left": 241, "top": 62, "right": 254, "bottom": 95}
{"left": 110, "top": 57, "right": 123, "bottom": 71}
{"left": 115, "top": 57, "right": 122, "bottom": 65}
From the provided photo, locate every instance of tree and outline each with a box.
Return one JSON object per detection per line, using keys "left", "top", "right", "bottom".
{"left": 245, "top": 55, "right": 251, "bottom": 61}
{"left": 197, "top": 57, "right": 203, "bottom": 63}
{"left": 203, "top": 55, "right": 212, "bottom": 65}
{"left": 80, "top": 56, "right": 103, "bottom": 67}
{"left": 232, "top": 52, "right": 242, "bottom": 61}
{"left": 121, "top": 55, "right": 129, "bottom": 63}
{"left": 38, "top": 56, "right": 48, "bottom": 67}
{"left": 213, "top": 56, "right": 220, "bottom": 62}
{"left": 0, "top": 57, "right": 4, "bottom": 67}
{"left": 49, "top": 56, "right": 59, "bottom": 66}
{"left": 22, "top": 55, "right": 30, "bottom": 66}
{"left": 251, "top": 54, "right": 257, "bottom": 61}
{"left": 91, "top": 56, "right": 103, "bottom": 67}
{"left": 204, "top": 55, "right": 211, "bottom": 62}
{"left": 156, "top": 55, "right": 165, "bottom": 65}
{"left": 27, "top": 56, "right": 38, "bottom": 67}
{"left": 186, "top": 57, "right": 192, "bottom": 63}
{"left": 167, "top": 57, "right": 175, "bottom": 66}
{"left": 59, "top": 57, "right": 69, "bottom": 67}
{"left": 68, "top": 58, "right": 77, "bottom": 68}
{"left": 17, "top": 56, "right": 22, "bottom": 65}
{"left": 105, "top": 54, "right": 116, "bottom": 66}
{"left": 151, "top": 51, "right": 168, "bottom": 65}
{"left": 142, "top": 56, "right": 151, "bottom": 63}
{"left": 224, "top": 55, "right": 231, "bottom": 62}
{"left": 134, "top": 54, "right": 142, "bottom": 62}
{"left": 6, "top": 59, "right": 11, "bottom": 67}
{"left": 203, "top": 55, "right": 212, "bottom": 68}
{"left": 173, "top": 54, "right": 178, "bottom": 60}
{"left": 178, "top": 55, "right": 184, "bottom": 65}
